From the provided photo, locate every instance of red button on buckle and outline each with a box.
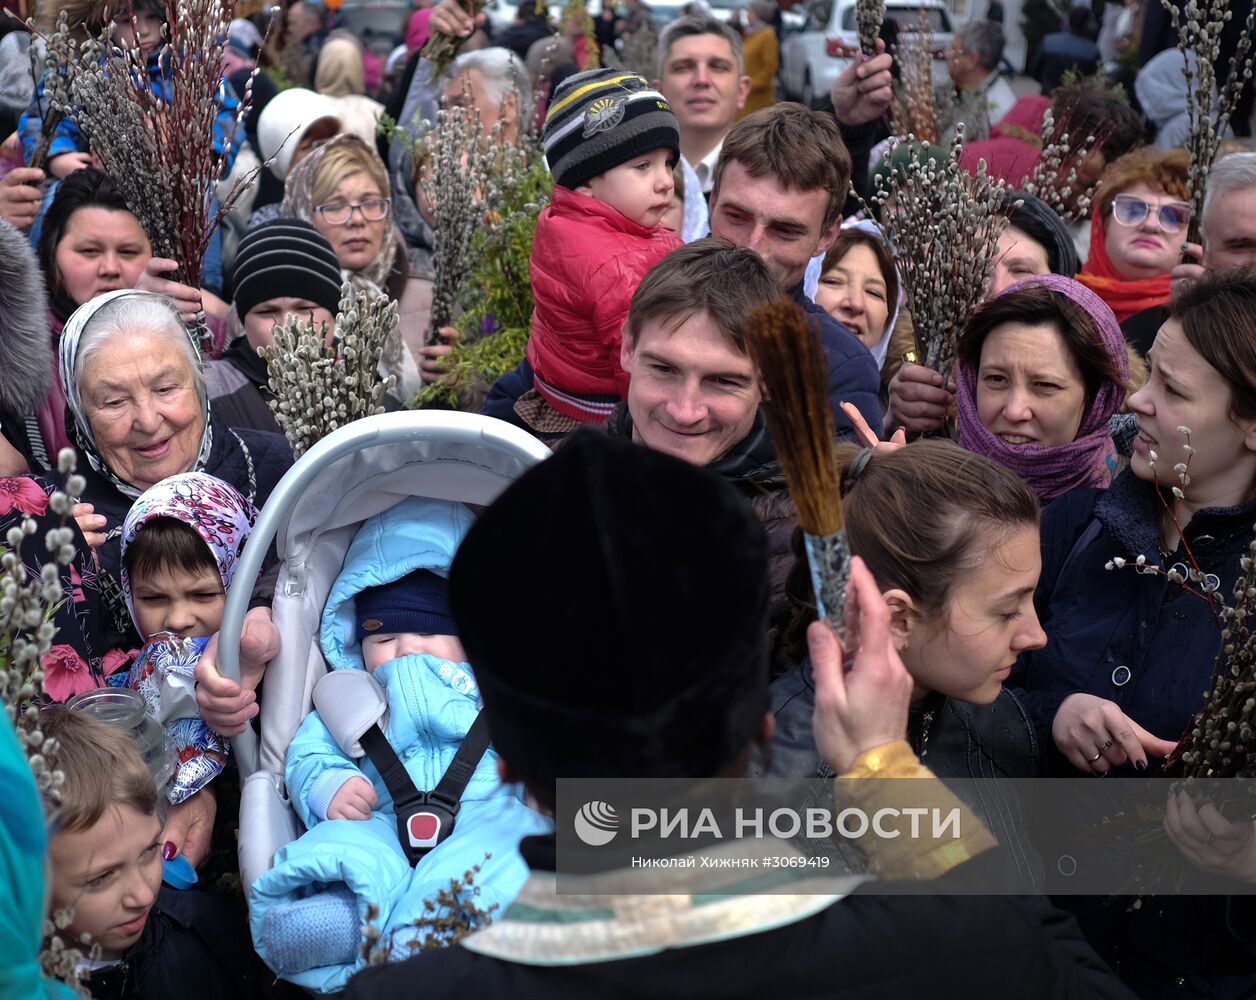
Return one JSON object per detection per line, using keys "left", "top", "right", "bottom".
{"left": 407, "top": 811, "right": 442, "bottom": 849}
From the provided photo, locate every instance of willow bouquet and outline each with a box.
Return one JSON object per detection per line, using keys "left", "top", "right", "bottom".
{"left": 56, "top": 0, "right": 261, "bottom": 351}
{"left": 1162, "top": 0, "right": 1256, "bottom": 244}
{"left": 418, "top": 93, "right": 514, "bottom": 347}
{"left": 1024, "top": 106, "right": 1106, "bottom": 224}
{"left": 890, "top": 19, "right": 950, "bottom": 144}
{"left": 1163, "top": 532, "right": 1256, "bottom": 780}
{"left": 9, "top": 10, "right": 79, "bottom": 172}
{"left": 262, "top": 282, "right": 398, "bottom": 458}
{"left": 420, "top": 0, "right": 488, "bottom": 81}
{"left": 1, "top": 452, "right": 92, "bottom": 991}
{"left": 872, "top": 134, "right": 1013, "bottom": 383}
{"left": 743, "top": 299, "right": 849, "bottom": 642}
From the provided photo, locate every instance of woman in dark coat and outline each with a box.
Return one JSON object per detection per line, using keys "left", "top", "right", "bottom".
{"left": 1014, "top": 268, "right": 1256, "bottom": 998}
{"left": 769, "top": 439, "right": 1046, "bottom": 884}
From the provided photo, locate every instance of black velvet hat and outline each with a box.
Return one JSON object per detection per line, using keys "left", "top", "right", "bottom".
{"left": 449, "top": 431, "right": 770, "bottom": 783}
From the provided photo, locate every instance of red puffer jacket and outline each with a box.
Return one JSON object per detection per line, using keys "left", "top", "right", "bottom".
{"left": 526, "top": 186, "right": 683, "bottom": 422}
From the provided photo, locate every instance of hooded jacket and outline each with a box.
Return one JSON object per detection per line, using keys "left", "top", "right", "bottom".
{"left": 0, "top": 220, "right": 51, "bottom": 468}
{"left": 84, "top": 887, "right": 264, "bottom": 1000}
{"left": 526, "top": 185, "right": 683, "bottom": 421}
{"left": 251, "top": 496, "right": 548, "bottom": 994}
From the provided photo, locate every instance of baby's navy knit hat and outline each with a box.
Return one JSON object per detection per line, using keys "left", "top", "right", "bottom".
{"left": 542, "top": 69, "right": 680, "bottom": 190}
{"left": 356, "top": 569, "right": 456, "bottom": 641}
{"left": 231, "top": 219, "right": 344, "bottom": 322}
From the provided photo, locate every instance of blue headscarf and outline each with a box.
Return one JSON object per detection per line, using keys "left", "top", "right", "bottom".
{"left": 0, "top": 712, "right": 79, "bottom": 1000}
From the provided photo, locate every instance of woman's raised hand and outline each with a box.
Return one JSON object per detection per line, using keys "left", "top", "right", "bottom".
{"left": 810, "top": 556, "right": 914, "bottom": 774}
{"left": 135, "top": 258, "right": 204, "bottom": 323}
{"left": 1052, "top": 692, "right": 1177, "bottom": 773}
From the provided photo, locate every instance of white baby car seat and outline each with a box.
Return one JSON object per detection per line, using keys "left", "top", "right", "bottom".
{"left": 216, "top": 411, "right": 550, "bottom": 898}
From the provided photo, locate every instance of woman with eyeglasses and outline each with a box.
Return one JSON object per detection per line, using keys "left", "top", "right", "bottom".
{"left": 280, "top": 133, "right": 420, "bottom": 398}
{"left": 1076, "top": 147, "right": 1192, "bottom": 323}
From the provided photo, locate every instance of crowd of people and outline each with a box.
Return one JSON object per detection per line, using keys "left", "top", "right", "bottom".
{"left": 2, "top": 0, "right": 1256, "bottom": 996}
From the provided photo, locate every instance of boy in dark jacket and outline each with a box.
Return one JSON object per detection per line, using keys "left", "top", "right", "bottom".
{"left": 41, "top": 706, "right": 264, "bottom": 1000}
{"left": 520, "top": 67, "right": 683, "bottom": 431}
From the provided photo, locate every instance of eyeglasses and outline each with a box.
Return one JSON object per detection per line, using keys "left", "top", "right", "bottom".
{"left": 313, "top": 198, "right": 391, "bottom": 225}
{"left": 1111, "top": 194, "right": 1192, "bottom": 234}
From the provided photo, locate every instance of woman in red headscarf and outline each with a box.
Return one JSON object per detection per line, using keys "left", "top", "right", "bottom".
{"left": 1075, "top": 147, "right": 1191, "bottom": 323}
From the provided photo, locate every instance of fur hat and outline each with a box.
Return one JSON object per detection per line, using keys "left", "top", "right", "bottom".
{"left": 0, "top": 220, "right": 51, "bottom": 423}
{"left": 449, "top": 431, "right": 771, "bottom": 784}
{"left": 543, "top": 69, "right": 680, "bottom": 190}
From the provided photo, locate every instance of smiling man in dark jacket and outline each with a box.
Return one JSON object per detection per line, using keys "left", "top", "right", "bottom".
{"left": 607, "top": 237, "right": 796, "bottom": 646}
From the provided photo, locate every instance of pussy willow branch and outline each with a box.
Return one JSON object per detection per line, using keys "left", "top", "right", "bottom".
{"left": 55, "top": 0, "right": 269, "bottom": 350}
{"left": 262, "top": 282, "right": 397, "bottom": 458}
{"left": 418, "top": 91, "right": 510, "bottom": 346}
{"left": 856, "top": 0, "right": 885, "bottom": 57}
{"left": 10, "top": 10, "right": 80, "bottom": 173}
{"left": 1164, "top": 0, "right": 1256, "bottom": 242}
{"left": 1024, "top": 106, "right": 1107, "bottom": 224}
{"left": 872, "top": 132, "right": 1012, "bottom": 383}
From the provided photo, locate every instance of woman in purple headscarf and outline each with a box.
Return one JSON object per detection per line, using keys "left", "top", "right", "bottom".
{"left": 954, "top": 274, "right": 1130, "bottom": 503}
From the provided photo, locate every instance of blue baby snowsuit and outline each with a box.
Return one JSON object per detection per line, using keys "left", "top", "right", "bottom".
{"left": 249, "top": 497, "right": 550, "bottom": 993}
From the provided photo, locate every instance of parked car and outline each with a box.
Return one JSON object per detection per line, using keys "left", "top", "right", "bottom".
{"left": 649, "top": 0, "right": 805, "bottom": 32}
{"left": 779, "top": 0, "right": 953, "bottom": 108}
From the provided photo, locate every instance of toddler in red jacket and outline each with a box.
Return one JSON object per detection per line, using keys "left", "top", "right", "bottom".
{"left": 523, "top": 68, "right": 684, "bottom": 429}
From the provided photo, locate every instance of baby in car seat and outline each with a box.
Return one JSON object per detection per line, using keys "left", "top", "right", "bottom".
{"left": 250, "top": 497, "right": 548, "bottom": 994}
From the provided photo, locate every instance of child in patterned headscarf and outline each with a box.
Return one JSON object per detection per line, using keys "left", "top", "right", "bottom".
{"left": 119, "top": 471, "right": 258, "bottom": 805}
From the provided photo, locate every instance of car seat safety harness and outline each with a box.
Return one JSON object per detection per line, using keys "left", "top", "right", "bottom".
{"left": 358, "top": 713, "right": 491, "bottom": 864}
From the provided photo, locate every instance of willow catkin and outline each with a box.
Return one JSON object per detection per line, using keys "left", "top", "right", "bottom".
{"left": 1163, "top": 0, "right": 1256, "bottom": 239}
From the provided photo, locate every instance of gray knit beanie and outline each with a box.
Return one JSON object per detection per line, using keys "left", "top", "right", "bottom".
{"left": 542, "top": 69, "right": 680, "bottom": 190}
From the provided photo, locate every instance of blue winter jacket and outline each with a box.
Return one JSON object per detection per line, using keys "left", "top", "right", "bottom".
{"left": 250, "top": 497, "right": 549, "bottom": 994}
{"left": 20, "top": 45, "right": 240, "bottom": 172}
{"left": 1012, "top": 469, "right": 1256, "bottom": 998}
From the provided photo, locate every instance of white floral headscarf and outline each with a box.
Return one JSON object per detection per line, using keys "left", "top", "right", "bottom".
{"left": 58, "top": 289, "right": 213, "bottom": 500}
